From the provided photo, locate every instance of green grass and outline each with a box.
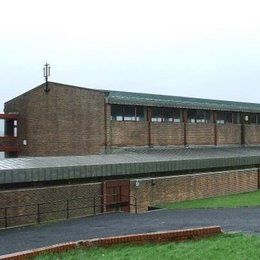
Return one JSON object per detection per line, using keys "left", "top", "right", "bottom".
{"left": 156, "top": 190, "right": 260, "bottom": 210}
{"left": 35, "top": 233, "right": 260, "bottom": 260}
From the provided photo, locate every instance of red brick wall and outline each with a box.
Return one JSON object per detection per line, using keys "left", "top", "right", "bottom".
{"left": 108, "top": 119, "right": 260, "bottom": 148}
{"left": 1, "top": 227, "right": 222, "bottom": 260}
{"left": 245, "top": 125, "right": 260, "bottom": 145}
{"left": 150, "top": 123, "right": 184, "bottom": 146}
{"left": 4, "top": 83, "right": 106, "bottom": 156}
{"left": 105, "top": 103, "right": 111, "bottom": 147}
{"left": 217, "top": 124, "right": 241, "bottom": 145}
{"left": 186, "top": 124, "right": 215, "bottom": 145}
{"left": 0, "top": 182, "right": 102, "bottom": 229}
{"left": 0, "top": 168, "right": 258, "bottom": 227}
{"left": 130, "top": 168, "right": 258, "bottom": 212}
{"left": 109, "top": 121, "right": 149, "bottom": 146}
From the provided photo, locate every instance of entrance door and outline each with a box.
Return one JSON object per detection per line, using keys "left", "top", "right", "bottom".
{"left": 102, "top": 179, "right": 130, "bottom": 212}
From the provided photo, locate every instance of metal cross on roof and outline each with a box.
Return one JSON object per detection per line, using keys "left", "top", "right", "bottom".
{"left": 43, "top": 63, "right": 50, "bottom": 92}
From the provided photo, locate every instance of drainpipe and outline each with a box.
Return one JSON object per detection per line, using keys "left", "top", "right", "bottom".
{"left": 213, "top": 111, "right": 218, "bottom": 146}
{"left": 147, "top": 107, "right": 152, "bottom": 147}
{"left": 183, "top": 109, "right": 187, "bottom": 147}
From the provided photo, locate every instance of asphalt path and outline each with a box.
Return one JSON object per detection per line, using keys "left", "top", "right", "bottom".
{"left": 1, "top": 207, "right": 260, "bottom": 255}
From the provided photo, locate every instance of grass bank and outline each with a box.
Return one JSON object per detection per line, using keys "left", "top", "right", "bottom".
{"left": 156, "top": 190, "right": 260, "bottom": 210}
{"left": 36, "top": 233, "right": 260, "bottom": 260}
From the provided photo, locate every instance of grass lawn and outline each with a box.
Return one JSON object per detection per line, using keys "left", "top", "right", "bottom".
{"left": 156, "top": 190, "right": 260, "bottom": 210}
{"left": 36, "top": 233, "right": 260, "bottom": 260}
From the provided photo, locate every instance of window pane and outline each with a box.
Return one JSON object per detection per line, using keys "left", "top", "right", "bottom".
{"left": 196, "top": 110, "right": 205, "bottom": 123}
{"left": 258, "top": 114, "right": 260, "bottom": 125}
{"left": 174, "top": 109, "right": 181, "bottom": 123}
{"left": 233, "top": 113, "right": 239, "bottom": 124}
{"left": 205, "top": 111, "right": 211, "bottom": 123}
{"left": 0, "top": 120, "right": 4, "bottom": 136}
{"left": 217, "top": 112, "right": 225, "bottom": 124}
{"left": 111, "top": 105, "right": 123, "bottom": 121}
{"left": 136, "top": 106, "right": 144, "bottom": 121}
{"left": 163, "top": 108, "right": 173, "bottom": 122}
{"left": 188, "top": 110, "right": 196, "bottom": 123}
{"left": 124, "top": 105, "right": 136, "bottom": 121}
{"left": 250, "top": 114, "right": 257, "bottom": 124}
{"left": 151, "top": 107, "right": 162, "bottom": 122}
{"left": 226, "top": 112, "right": 232, "bottom": 123}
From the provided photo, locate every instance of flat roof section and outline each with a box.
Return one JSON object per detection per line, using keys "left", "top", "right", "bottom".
{"left": 0, "top": 146, "right": 260, "bottom": 185}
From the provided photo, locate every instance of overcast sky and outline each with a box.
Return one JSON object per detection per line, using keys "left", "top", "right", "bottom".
{"left": 1, "top": 0, "right": 260, "bottom": 112}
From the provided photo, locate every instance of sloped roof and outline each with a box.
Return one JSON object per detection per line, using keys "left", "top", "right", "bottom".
{"left": 107, "top": 90, "right": 260, "bottom": 113}
{"left": 5, "top": 81, "right": 260, "bottom": 113}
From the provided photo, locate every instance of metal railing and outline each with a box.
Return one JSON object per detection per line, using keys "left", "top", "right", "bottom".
{"left": 0, "top": 194, "right": 137, "bottom": 229}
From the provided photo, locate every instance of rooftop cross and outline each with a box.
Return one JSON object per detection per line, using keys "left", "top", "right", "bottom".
{"left": 43, "top": 63, "right": 50, "bottom": 92}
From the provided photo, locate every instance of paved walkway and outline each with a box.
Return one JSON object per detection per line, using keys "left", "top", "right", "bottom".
{"left": 1, "top": 207, "right": 260, "bottom": 255}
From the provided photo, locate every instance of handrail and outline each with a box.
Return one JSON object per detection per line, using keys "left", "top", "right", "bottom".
{"left": 0, "top": 194, "right": 135, "bottom": 210}
{"left": 0, "top": 193, "right": 138, "bottom": 229}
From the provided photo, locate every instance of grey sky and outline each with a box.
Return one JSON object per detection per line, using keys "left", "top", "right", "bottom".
{"left": 1, "top": 0, "right": 260, "bottom": 113}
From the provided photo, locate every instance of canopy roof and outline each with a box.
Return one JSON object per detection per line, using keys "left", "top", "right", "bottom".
{"left": 1, "top": 146, "right": 260, "bottom": 185}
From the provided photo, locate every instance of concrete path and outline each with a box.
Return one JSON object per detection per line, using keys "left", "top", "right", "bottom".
{"left": 1, "top": 207, "right": 260, "bottom": 255}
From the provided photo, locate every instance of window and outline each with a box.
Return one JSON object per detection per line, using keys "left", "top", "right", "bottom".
{"left": 163, "top": 108, "right": 174, "bottom": 122}
{"left": 111, "top": 105, "right": 123, "bottom": 121}
{"left": 233, "top": 113, "right": 239, "bottom": 124}
{"left": 249, "top": 114, "right": 257, "bottom": 124}
{"left": 136, "top": 106, "right": 144, "bottom": 121}
{"left": 205, "top": 111, "right": 211, "bottom": 123}
{"left": 196, "top": 110, "right": 206, "bottom": 123}
{"left": 217, "top": 111, "right": 240, "bottom": 124}
{"left": 124, "top": 106, "right": 136, "bottom": 121}
{"left": 152, "top": 107, "right": 182, "bottom": 123}
{"left": 188, "top": 109, "right": 211, "bottom": 123}
{"left": 0, "top": 119, "right": 4, "bottom": 137}
{"left": 151, "top": 107, "right": 162, "bottom": 122}
{"left": 174, "top": 109, "right": 181, "bottom": 123}
{"left": 225, "top": 112, "right": 233, "bottom": 124}
{"left": 241, "top": 113, "right": 258, "bottom": 124}
{"left": 188, "top": 110, "right": 196, "bottom": 123}
{"left": 111, "top": 105, "right": 145, "bottom": 121}
{"left": 258, "top": 114, "right": 260, "bottom": 125}
{"left": 216, "top": 112, "right": 225, "bottom": 124}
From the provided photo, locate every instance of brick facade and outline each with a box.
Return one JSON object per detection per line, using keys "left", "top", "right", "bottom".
{"left": 151, "top": 123, "right": 184, "bottom": 146}
{"left": 4, "top": 83, "right": 106, "bottom": 156}
{"left": 109, "top": 121, "right": 149, "bottom": 147}
{"left": 4, "top": 83, "right": 260, "bottom": 156}
{"left": 186, "top": 123, "right": 215, "bottom": 145}
{"left": 0, "top": 182, "right": 102, "bottom": 228}
{"left": 217, "top": 124, "right": 241, "bottom": 145}
{"left": 245, "top": 125, "right": 260, "bottom": 145}
{"left": 130, "top": 168, "right": 259, "bottom": 212}
{"left": 108, "top": 120, "right": 259, "bottom": 148}
{"left": 0, "top": 168, "right": 258, "bottom": 229}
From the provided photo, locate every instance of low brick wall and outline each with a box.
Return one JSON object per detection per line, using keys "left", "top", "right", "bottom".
{"left": 0, "top": 182, "right": 102, "bottom": 229}
{"left": 1, "top": 168, "right": 259, "bottom": 227}
{"left": 131, "top": 168, "right": 259, "bottom": 212}
{"left": 0, "top": 226, "right": 222, "bottom": 260}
